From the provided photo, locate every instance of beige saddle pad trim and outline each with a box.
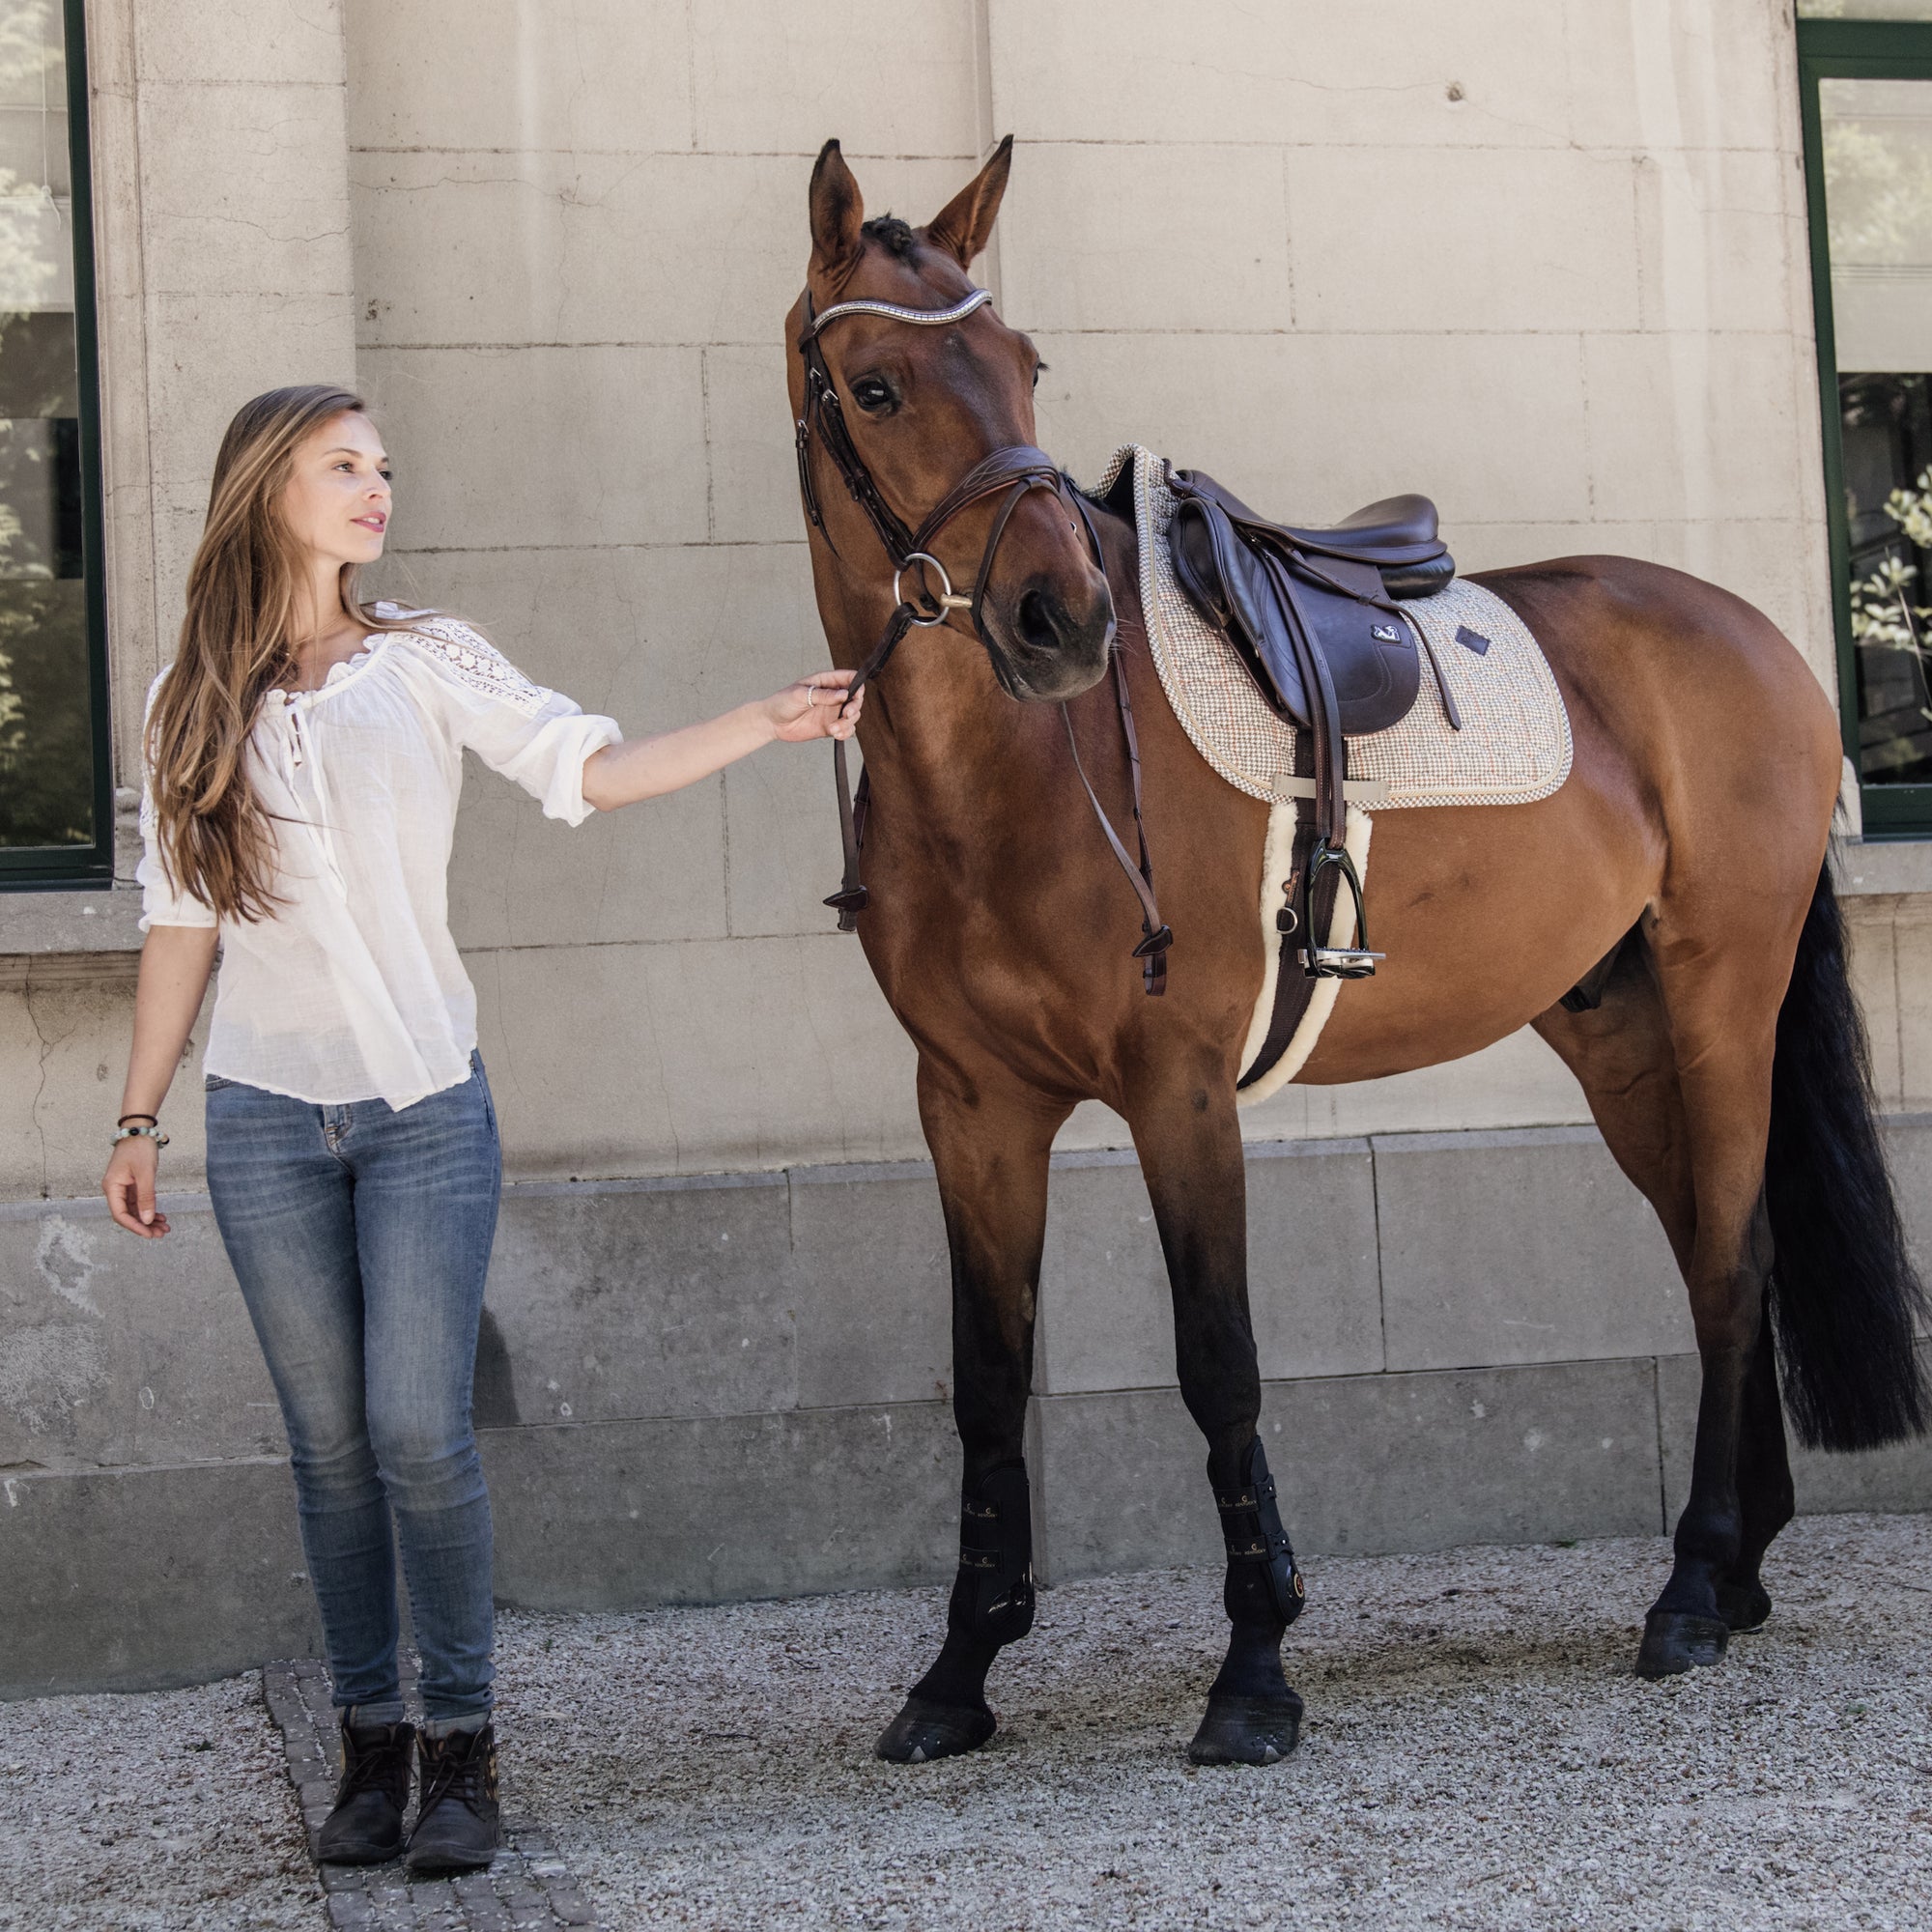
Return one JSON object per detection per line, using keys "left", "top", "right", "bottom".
{"left": 1236, "top": 802, "right": 1373, "bottom": 1107}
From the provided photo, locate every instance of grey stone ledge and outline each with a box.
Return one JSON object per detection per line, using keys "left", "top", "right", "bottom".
{"left": 505, "top": 1167, "right": 785, "bottom": 1199}
{"left": 0, "top": 883, "right": 146, "bottom": 957}
{"left": 1834, "top": 836, "right": 1932, "bottom": 897}
{"left": 1368, "top": 1122, "right": 1605, "bottom": 1155}
{"left": 788, "top": 1156, "right": 938, "bottom": 1186}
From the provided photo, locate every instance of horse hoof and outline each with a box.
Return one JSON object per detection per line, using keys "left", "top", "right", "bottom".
{"left": 1635, "top": 1610, "right": 1730, "bottom": 1679}
{"left": 874, "top": 1696, "right": 996, "bottom": 1764}
{"left": 1186, "top": 1690, "right": 1305, "bottom": 1766}
{"left": 1717, "top": 1580, "right": 1772, "bottom": 1633}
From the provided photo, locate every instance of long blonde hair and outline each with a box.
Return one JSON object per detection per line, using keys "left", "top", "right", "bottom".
{"left": 144, "top": 385, "right": 421, "bottom": 922}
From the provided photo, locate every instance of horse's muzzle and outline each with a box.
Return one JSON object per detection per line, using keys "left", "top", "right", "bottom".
{"left": 987, "top": 575, "right": 1117, "bottom": 703}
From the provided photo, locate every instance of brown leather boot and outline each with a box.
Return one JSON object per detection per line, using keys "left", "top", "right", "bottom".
{"left": 406, "top": 1723, "right": 499, "bottom": 1873}
{"left": 315, "top": 1719, "right": 413, "bottom": 1864}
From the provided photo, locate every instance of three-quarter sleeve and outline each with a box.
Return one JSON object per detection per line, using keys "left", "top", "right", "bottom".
{"left": 135, "top": 668, "right": 219, "bottom": 931}
{"left": 391, "top": 617, "right": 623, "bottom": 825}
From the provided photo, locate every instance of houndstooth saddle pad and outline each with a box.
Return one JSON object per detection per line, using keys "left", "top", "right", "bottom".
{"left": 1091, "top": 446, "right": 1574, "bottom": 1102}
{"left": 1094, "top": 445, "right": 1573, "bottom": 811}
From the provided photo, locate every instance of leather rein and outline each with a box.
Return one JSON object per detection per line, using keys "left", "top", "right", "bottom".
{"left": 795, "top": 283, "right": 1172, "bottom": 993}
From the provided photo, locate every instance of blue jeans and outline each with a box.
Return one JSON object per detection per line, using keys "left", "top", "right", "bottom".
{"left": 205, "top": 1056, "right": 500, "bottom": 1724}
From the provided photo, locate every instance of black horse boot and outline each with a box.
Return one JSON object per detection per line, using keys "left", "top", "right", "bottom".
{"left": 1189, "top": 1439, "right": 1307, "bottom": 1766}
{"left": 406, "top": 1723, "right": 500, "bottom": 1873}
{"left": 315, "top": 1718, "right": 413, "bottom": 1864}
{"left": 877, "top": 1462, "right": 1036, "bottom": 1763}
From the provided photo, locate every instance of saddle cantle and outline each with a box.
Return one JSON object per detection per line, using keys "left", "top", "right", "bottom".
{"left": 1165, "top": 469, "right": 1456, "bottom": 738}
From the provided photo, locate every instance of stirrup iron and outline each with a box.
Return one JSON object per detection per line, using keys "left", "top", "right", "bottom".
{"left": 1298, "top": 838, "right": 1382, "bottom": 980}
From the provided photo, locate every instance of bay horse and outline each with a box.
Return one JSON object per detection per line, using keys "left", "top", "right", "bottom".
{"left": 787, "top": 137, "right": 1927, "bottom": 1766}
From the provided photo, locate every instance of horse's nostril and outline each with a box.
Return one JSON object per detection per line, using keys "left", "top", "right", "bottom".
{"left": 1016, "top": 588, "right": 1062, "bottom": 654}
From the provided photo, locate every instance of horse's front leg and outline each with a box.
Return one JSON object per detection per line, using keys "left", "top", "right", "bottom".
{"left": 1130, "top": 1063, "right": 1306, "bottom": 1765}
{"left": 874, "top": 1058, "right": 1070, "bottom": 1764}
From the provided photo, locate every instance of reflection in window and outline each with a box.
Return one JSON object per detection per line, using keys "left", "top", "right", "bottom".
{"left": 0, "top": 0, "right": 91, "bottom": 853}
{"left": 1821, "top": 75, "right": 1932, "bottom": 785}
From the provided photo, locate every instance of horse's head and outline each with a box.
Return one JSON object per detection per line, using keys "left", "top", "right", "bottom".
{"left": 788, "top": 138, "right": 1115, "bottom": 705}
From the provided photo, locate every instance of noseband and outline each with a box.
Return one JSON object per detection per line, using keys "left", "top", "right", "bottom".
{"left": 795, "top": 283, "right": 1172, "bottom": 993}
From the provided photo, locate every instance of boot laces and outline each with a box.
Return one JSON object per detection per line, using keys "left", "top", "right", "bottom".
{"left": 337, "top": 1724, "right": 408, "bottom": 1804}
{"left": 420, "top": 1731, "right": 493, "bottom": 1817}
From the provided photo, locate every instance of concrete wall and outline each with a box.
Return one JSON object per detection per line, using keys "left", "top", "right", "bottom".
{"left": 4, "top": 0, "right": 1931, "bottom": 1693}
{"left": 9, "top": 1120, "right": 1931, "bottom": 1695}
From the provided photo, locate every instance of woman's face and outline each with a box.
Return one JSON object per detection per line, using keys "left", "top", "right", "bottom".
{"left": 281, "top": 411, "right": 391, "bottom": 571}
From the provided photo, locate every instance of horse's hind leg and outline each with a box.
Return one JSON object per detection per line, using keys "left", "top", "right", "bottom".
{"left": 1128, "top": 1064, "right": 1305, "bottom": 1765}
{"left": 1721, "top": 1321, "right": 1793, "bottom": 1634}
{"left": 1534, "top": 922, "right": 1796, "bottom": 1677}
{"left": 873, "top": 1061, "right": 1067, "bottom": 1765}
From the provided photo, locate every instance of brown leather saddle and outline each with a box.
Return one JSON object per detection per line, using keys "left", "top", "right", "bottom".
{"left": 1112, "top": 461, "right": 1459, "bottom": 1083}
{"left": 1168, "top": 471, "right": 1453, "bottom": 739}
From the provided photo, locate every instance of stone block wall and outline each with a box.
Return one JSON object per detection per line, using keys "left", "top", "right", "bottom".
{"left": 6, "top": 0, "right": 1930, "bottom": 1695}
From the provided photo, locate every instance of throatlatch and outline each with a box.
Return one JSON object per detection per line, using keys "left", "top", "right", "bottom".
{"left": 1213, "top": 1439, "right": 1305, "bottom": 1628}
{"left": 946, "top": 1462, "right": 1037, "bottom": 1645}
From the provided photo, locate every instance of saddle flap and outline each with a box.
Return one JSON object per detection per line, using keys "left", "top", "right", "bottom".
{"left": 1269, "top": 556, "right": 1422, "bottom": 734}
{"left": 1172, "top": 497, "right": 1309, "bottom": 726}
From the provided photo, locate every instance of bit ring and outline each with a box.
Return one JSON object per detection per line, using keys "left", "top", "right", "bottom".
{"left": 895, "top": 552, "right": 972, "bottom": 626}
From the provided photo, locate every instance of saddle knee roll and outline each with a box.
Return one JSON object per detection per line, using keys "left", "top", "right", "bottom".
{"left": 947, "top": 1461, "right": 1037, "bottom": 1645}
{"left": 1214, "top": 1439, "right": 1306, "bottom": 1629}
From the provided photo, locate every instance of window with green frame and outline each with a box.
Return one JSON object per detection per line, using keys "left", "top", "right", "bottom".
{"left": 0, "top": 0, "right": 108, "bottom": 887}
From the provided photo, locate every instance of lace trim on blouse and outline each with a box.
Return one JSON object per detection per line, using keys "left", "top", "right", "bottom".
{"left": 397, "top": 615, "right": 550, "bottom": 717}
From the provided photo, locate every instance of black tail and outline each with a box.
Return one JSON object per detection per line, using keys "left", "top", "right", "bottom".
{"left": 1765, "top": 861, "right": 1929, "bottom": 1451}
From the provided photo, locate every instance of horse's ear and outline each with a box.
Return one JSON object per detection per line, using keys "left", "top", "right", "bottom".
{"left": 810, "top": 139, "right": 866, "bottom": 277}
{"left": 924, "top": 135, "right": 1013, "bottom": 269}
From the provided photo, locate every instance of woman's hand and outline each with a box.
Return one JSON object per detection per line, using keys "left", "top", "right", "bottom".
{"left": 102, "top": 923, "right": 215, "bottom": 1238}
{"left": 103, "top": 1135, "right": 171, "bottom": 1238}
{"left": 766, "top": 669, "right": 864, "bottom": 744}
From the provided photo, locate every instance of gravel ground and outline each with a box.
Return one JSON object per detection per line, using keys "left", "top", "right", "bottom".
{"left": 3, "top": 1513, "right": 1929, "bottom": 1931}
{"left": 0, "top": 1671, "right": 323, "bottom": 1931}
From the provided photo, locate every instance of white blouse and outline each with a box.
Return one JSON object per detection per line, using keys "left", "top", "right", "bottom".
{"left": 138, "top": 612, "right": 622, "bottom": 1110}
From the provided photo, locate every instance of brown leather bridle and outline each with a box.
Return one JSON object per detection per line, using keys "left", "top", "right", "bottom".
{"left": 795, "top": 282, "right": 1172, "bottom": 993}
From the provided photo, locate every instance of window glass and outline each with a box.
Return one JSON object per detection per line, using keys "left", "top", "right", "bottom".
{"left": 0, "top": 0, "right": 90, "bottom": 853}
{"left": 1821, "top": 75, "right": 1932, "bottom": 784}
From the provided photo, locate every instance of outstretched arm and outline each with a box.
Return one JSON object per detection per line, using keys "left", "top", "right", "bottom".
{"left": 581, "top": 669, "right": 862, "bottom": 811}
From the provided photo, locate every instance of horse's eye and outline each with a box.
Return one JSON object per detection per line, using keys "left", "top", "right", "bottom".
{"left": 1032, "top": 359, "right": 1048, "bottom": 391}
{"left": 850, "top": 375, "right": 895, "bottom": 414}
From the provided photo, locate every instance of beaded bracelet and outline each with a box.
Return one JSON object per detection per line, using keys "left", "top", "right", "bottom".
{"left": 111, "top": 1123, "right": 169, "bottom": 1148}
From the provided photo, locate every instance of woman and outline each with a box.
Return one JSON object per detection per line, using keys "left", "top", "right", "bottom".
{"left": 100, "top": 384, "right": 859, "bottom": 1874}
